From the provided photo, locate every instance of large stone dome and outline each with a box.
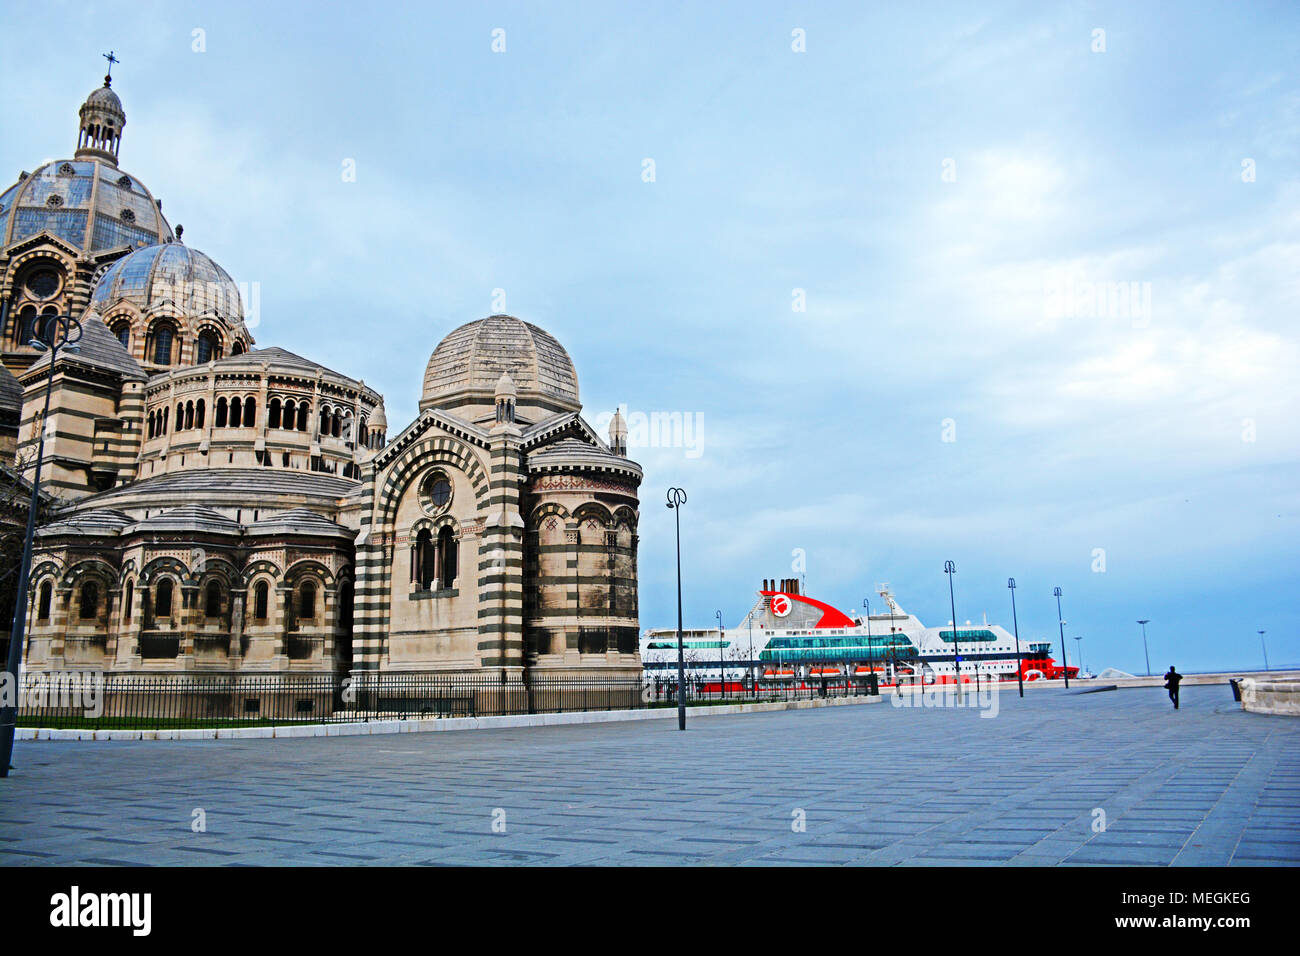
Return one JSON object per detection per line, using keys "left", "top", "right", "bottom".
{"left": 420, "top": 315, "right": 580, "bottom": 415}
{"left": 0, "top": 158, "right": 171, "bottom": 253}
{"left": 89, "top": 241, "right": 243, "bottom": 329}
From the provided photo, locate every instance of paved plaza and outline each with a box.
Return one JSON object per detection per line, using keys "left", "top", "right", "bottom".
{"left": 1, "top": 684, "right": 1297, "bottom": 866}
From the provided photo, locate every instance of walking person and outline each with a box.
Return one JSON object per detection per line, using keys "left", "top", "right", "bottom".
{"left": 1163, "top": 665, "right": 1182, "bottom": 710}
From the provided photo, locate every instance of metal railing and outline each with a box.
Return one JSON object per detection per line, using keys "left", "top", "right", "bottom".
{"left": 15, "top": 672, "right": 648, "bottom": 730}
{"left": 15, "top": 670, "right": 884, "bottom": 731}
{"left": 646, "top": 675, "right": 879, "bottom": 707}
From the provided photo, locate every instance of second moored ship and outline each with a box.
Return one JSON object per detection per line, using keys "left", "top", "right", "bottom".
{"left": 640, "top": 580, "right": 1078, "bottom": 692}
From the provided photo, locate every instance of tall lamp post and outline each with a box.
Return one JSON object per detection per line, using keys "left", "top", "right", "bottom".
{"left": 1259, "top": 630, "right": 1269, "bottom": 672}
{"left": 1137, "top": 620, "right": 1151, "bottom": 677}
{"left": 746, "top": 611, "right": 755, "bottom": 698}
{"left": 944, "top": 561, "right": 961, "bottom": 689}
{"left": 863, "top": 598, "right": 871, "bottom": 692}
{"left": 1008, "top": 578, "right": 1024, "bottom": 698}
{"left": 715, "top": 609, "right": 725, "bottom": 700}
{"left": 1, "top": 314, "right": 83, "bottom": 778}
{"left": 1053, "top": 587, "right": 1069, "bottom": 688}
{"left": 667, "top": 487, "right": 687, "bottom": 730}
{"left": 1074, "top": 636, "right": 1084, "bottom": 676}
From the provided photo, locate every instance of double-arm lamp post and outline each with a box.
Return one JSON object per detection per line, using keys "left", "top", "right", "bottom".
{"left": 667, "top": 487, "right": 687, "bottom": 730}
{"left": 1, "top": 314, "right": 83, "bottom": 778}
{"left": 1053, "top": 587, "right": 1069, "bottom": 689}
{"left": 944, "top": 561, "right": 961, "bottom": 689}
{"left": 1007, "top": 577, "right": 1024, "bottom": 698}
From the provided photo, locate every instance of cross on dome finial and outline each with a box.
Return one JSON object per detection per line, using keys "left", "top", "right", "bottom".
{"left": 102, "top": 50, "right": 120, "bottom": 85}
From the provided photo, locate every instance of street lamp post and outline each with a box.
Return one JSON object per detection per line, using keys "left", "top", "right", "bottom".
{"left": 667, "top": 487, "right": 687, "bottom": 730}
{"left": 716, "top": 609, "right": 725, "bottom": 700}
{"left": 746, "top": 611, "right": 755, "bottom": 698}
{"left": 1008, "top": 578, "right": 1024, "bottom": 698}
{"left": 1074, "top": 636, "right": 1084, "bottom": 675}
{"left": 944, "top": 561, "right": 961, "bottom": 690}
{"left": 2, "top": 314, "right": 83, "bottom": 778}
{"left": 863, "top": 598, "right": 871, "bottom": 695}
{"left": 1053, "top": 587, "right": 1069, "bottom": 689}
{"left": 1137, "top": 620, "right": 1151, "bottom": 677}
{"left": 1259, "top": 630, "right": 1269, "bottom": 672}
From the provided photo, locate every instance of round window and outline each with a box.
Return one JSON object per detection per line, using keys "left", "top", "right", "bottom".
{"left": 428, "top": 477, "right": 452, "bottom": 508}
{"left": 25, "top": 269, "right": 61, "bottom": 300}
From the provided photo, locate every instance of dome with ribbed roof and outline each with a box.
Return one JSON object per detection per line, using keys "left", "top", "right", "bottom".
{"left": 0, "top": 158, "right": 171, "bottom": 253}
{"left": 132, "top": 505, "right": 241, "bottom": 535}
{"left": 89, "top": 242, "right": 242, "bottom": 329}
{"left": 420, "top": 315, "right": 580, "bottom": 418}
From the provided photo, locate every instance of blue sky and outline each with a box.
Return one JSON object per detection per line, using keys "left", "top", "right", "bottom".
{"left": 3, "top": 1, "right": 1297, "bottom": 673}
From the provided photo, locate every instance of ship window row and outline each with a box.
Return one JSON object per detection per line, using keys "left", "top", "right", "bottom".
{"left": 937, "top": 629, "right": 998, "bottom": 642}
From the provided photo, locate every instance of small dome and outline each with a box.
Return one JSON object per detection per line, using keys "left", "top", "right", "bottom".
{"left": 368, "top": 400, "right": 387, "bottom": 429}
{"left": 83, "top": 83, "right": 123, "bottom": 113}
{"left": 90, "top": 242, "right": 243, "bottom": 329}
{"left": 421, "top": 315, "right": 579, "bottom": 412}
{"left": 36, "top": 509, "right": 134, "bottom": 538}
{"left": 609, "top": 408, "right": 627, "bottom": 438}
{"left": 132, "top": 505, "right": 241, "bottom": 535}
{"left": 247, "top": 508, "right": 353, "bottom": 539}
{"left": 495, "top": 371, "right": 518, "bottom": 398}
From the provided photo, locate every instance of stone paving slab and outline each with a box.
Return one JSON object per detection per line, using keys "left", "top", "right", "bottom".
{"left": 1, "top": 684, "right": 1297, "bottom": 866}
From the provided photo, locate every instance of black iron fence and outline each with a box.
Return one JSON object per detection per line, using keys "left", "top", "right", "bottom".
{"left": 14, "top": 672, "right": 651, "bottom": 729}
{"left": 646, "top": 674, "right": 879, "bottom": 707}
{"left": 14, "top": 669, "right": 882, "bottom": 730}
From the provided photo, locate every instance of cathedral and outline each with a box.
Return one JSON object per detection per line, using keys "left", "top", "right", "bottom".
{"left": 0, "top": 68, "right": 643, "bottom": 689}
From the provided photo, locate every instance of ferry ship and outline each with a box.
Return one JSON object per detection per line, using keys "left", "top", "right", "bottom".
{"left": 640, "top": 579, "right": 1077, "bottom": 691}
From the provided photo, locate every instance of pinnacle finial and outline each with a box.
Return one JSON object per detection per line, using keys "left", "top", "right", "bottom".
{"left": 102, "top": 50, "right": 119, "bottom": 84}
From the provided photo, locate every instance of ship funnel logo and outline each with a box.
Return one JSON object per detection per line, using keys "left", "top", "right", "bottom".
{"left": 771, "top": 594, "right": 792, "bottom": 617}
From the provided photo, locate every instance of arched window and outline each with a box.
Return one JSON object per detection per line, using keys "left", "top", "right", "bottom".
{"left": 204, "top": 581, "right": 221, "bottom": 617}
{"left": 254, "top": 580, "right": 269, "bottom": 620}
{"left": 359, "top": 422, "right": 368, "bottom": 446}
{"left": 36, "top": 309, "right": 58, "bottom": 346}
{"left": 268, "top": 398, "right": 281, "bottom": 429}
{"left": 18, "top": 306, "right": 37, "bottom": 345}
{"left": 299, "top": 581, "right": 317, "bottom": 621}
{"left": 438, "top": 526, "right": 457, "bottom": 590}
{"left": 283, "top": 400, "right": 295, "bottom": 430}
{"left": 174, "top": 402, "right": 184, "bottom": 430}
{"left": 243, "top": 396, "right": 256, "bottom": 427}
{"left": 113, "top": 322, "right": 131, "bottom": 349}
{"left": 296, "top": 403, "right": 309, "bottom": 431}
{"left": 184, "top": 402, "right": 193, "bottom": 430}
{"left": 37, "top": 581, "right": 52, "bottom": 620}
{"left": 215, "top": 397, "right": 228, "bottom": 428}
{"left": 155, "top": 578, "right": 174, "bottom": 618}
{"left": 229, "top": 396, "right": 242, "bottom": 427}
{"left": 413, "top": 529, "right": 434, "bottom": 589}
{"left": 79, "top": 581, "right": 99, "bottom": 619}
{"left": 195, "top": 399, "right": 205, "bottom": 428}
{"left": 147, "top": 412, "right": 155, "bottom": 439}
{"left": 153, "top": 325, "right": 174, "bottom": 364}
{"left": 231, "top": 341, "right": 245, "bottom": 356}
{"left": 161, "top": 406, "right": 169, "bottom": 434}
{"left": 320, "top": 407, "right": 330, "bottom": 435}
{"left": 332, "top": 412, "right": 341, "bottom": 438}
{"left": 123, "top": 580, "right": 134, "bottom": 621}
{"left": 195, "top": 330, "right": 220, "bottom": 363}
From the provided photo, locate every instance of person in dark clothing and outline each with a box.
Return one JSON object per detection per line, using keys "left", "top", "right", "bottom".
{"left": 1164, "top": 666, "right": 1182, "bottom": 709}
